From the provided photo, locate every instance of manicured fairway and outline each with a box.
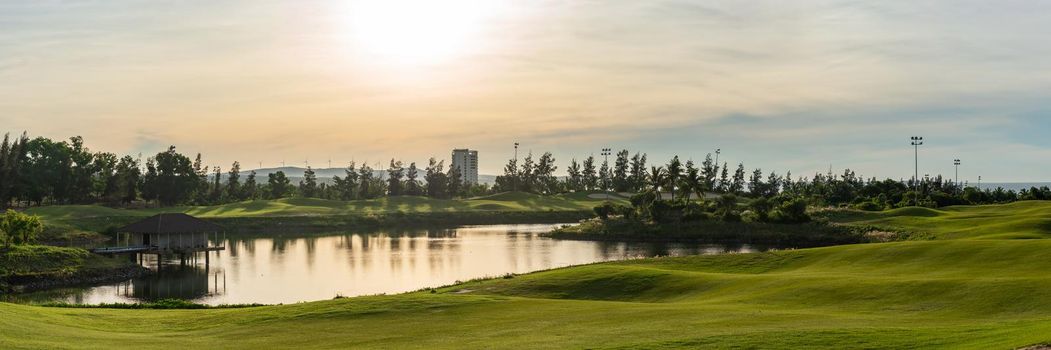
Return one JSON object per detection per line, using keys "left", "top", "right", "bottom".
{"left": 23, "top": 192, "right": 625, "bottom": 237}
{"left": 5, "top": 201, "right": 1051, "bottom": 349}
{"left": 826, "top": 200, "right": 1051, "bottom": 239}
{"left": 2, "top": 239, "right": 1051, "bottom": 349}
{"left": 24, "top": 192, "right": 623, "bottom": 220}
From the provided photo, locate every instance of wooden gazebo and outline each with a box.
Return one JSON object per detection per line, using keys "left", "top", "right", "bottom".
{"left": 93, "top": 213, "right": 225, "bottom": 264}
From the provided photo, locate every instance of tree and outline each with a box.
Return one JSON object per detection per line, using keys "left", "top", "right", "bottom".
{"left": 191, "top": 153, "right": 209, "bottom": 204}
{"left": 581, "top": 156, "right": 597, "bottom": 191}
{"left": 114, "top": 155, "right": 140, "bottom": 204}
{"left": 535, "top": 152, "right": 558, "bottom": 194}
{"left": 698, "top": 153, "right": 717, "bottom": 194}
{"left": 424, "top": 158, "right": 448, "bottom": 198}
{"left": 332, "top": 162, "right": 358, "bottom": 200}
{"left": 268, "top": 171, "right": 292, "bottom": 199}
{"left": 648, "top": 166, "right": 664, "bottom": 199}
{"left": 519, "top": 152, "right": 536, "bottom": 193}
{"left": 749, "top": 168, "right": 765, "bottom": 198}
{"left": 629, "top": 153, "right": 647, "bottom": 192}
{"left": 717, "top": 162, "right": 730, "bottom": 193}
{"left": 404, "top": 162, "right": 422, "bottom": 195}
{"left": 612, "top": 150, "right": 631, "bottom": 192}
{"left": 565, "top": 158, "right": 582, "bottom": 192}
{"left": 92, "top": 152, "right": 119, "bottom": 202}
{"left": 357, "top": 163, "right": 376, "bottom": 199}
{"left": 730, "top": 163, "right": 746, "bottom": 195}
{"left": 386, "top": 159, "right": 404, "bottom": 196}
{"left": 765, "top": 171, "right": 782, "bottom": 198}
{"left": 141, "top": 158, "right": 158, "bottom": 204}
{"left": 300, "top": 167, "right": 318, "bottom": 198}
{"left": 1, "top": 209, "right": 43, "bottom": 246}
{"left": 494, "top": 157, "right": 517, "bottom": 192}
{"left": 665, "top": 156, "right": 682, "bottom": 200}
{"left": 19, "top": 137, "right": 73, "bottom": 205}
{"left": 243, "top": 171, "right": 258, "bottom": 200}
{"left": 67, "top": 136, "right": 95, "bottom": 204}
{"left": 152, "top": 146, "right": 198, "bottom": 206}
{"left": 681, "top": 160, "right": 702, "bottom": 202}
{"left": 209, "top": 166, "right": 222, "bottom": 203}
{"left": 447, "top": 164, "right": 463, "bottom": 197}
{"left": 226, "top": 161, "right": 242, "bottom": 201}
{"left": 0, "top": 133, "right": 28, "bottom": 207}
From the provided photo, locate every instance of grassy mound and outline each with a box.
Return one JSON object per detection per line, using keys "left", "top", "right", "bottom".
{"left": 3, "top": 240, "right": 1051, "bottom": 348}
{"left": 826, "top": 201, "right": 1051, "bottom": 239}
{"left": 0, "top": 245, "right": 139, "bottom": 291}
{"left": 24, "top": 195, "right": 619, "bottom": 237}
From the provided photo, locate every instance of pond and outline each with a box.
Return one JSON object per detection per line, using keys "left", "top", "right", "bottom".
{"left": 10, "top": 224, "right": 781, "bottom": 305}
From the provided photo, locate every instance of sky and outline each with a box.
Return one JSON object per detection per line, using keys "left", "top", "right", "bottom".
{"left": 1, "top": 0, "right": 1050, "bottom": 182}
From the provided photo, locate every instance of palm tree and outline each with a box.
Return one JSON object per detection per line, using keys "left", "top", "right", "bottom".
{"left": 681, "top": 167, "right": 703, "bottom": 203}
{"left": 665, "top": 156, "right": 682, "bottom": 200}
{"left": 648, "top": 166, "right": 664, "bottom": 200}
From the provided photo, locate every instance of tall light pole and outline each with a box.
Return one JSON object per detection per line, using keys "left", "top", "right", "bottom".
{"left": 910, "top": 136, "right": 924, "bottom": 206}
{"left": 953, "top": 159, "right": 961, "bottom": 188}
{"left": 714, "top": 148, "right": 721, "bottom": 189}
{"left": 978, "top": 175, "right": 982, "bottom": 191}
{"left": 513, "top": 142, "right": 519, "bottom": 193}
{"left": 601, "top": 148, "right": 612, "bottom": 201}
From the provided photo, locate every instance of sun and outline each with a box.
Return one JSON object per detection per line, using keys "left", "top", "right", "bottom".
{"left": 343, "top": 0, "right": 507, "bottom": 64}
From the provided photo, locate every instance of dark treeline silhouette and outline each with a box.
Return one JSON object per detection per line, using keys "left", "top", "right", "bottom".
{"left": 1, "top": 133, "right": 1047, "bottom": 209}
{"left": 0, "top": 134, "right": 488, "bottom": 207}
{"left": 493, "top": 148, "right": 1046, "bottom": 211}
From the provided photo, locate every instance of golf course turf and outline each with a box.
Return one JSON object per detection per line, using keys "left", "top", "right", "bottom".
{"left": 2, "top": 201, "right": 1051, "bottom": 348}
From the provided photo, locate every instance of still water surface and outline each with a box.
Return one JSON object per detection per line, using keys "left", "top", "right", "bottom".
{"left": 19, "top": 224, "right": 776, "bottom": 305}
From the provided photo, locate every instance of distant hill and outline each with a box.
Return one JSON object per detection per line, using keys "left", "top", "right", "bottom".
{"left": 246, "top": 167, "right": 497, "bottom": 185}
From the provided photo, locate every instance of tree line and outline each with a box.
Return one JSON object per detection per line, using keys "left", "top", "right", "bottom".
{"left": 1, "top": 133, "right": 1045, "bottom": 209}
{"left": 0, "top": 134, "right": 486, "bottom": 207}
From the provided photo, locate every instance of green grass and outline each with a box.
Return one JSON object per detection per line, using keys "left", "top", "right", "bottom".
{"left": 824, "top": 200, "right": 1051, "bottom": 240}
{"left": 24, "top": 192, "right": 621, "bottom": 238}
{"left": 2, "top": 239, "right": 1051, "bottom": 349}
{"left": 0, "top": 245, "right": 135, "bottom": 290}
{"left": 3, "top": 200, "right": 1051, "bottom": 348}
{"left": 26, "top": 192, "right": 616, "bottom": 219}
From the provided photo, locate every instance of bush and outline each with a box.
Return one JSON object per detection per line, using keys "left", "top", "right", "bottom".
{"left": 748, "top": 197, "right": 774, "bottom": 222}
{"left": 593, "top": 202, "right": 632, "bottom": 220}
{"left": 681, "top": 202, "right": 711, "bottom": 222}
{"left": 771, "top": 198, "right": 811, "bottom": 223}
{"left": 1, "top": 210, "right": 44, "bottom": 246}
{"left": 593, "top": 202, "right": 616, "bottom": 220}
{"left": 852, "top": 201, "right": 884, "bottom": 212}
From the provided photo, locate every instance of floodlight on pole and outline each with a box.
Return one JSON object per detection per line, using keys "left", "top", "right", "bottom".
{"left": 953, "top": 159, "right": 961, "bottom": 187}
{"left": 714, "top": 148, "right": 721, "bottom": 189}
{"left": 601, "top": 148, "right": 612, "bottom": 201}
{"left": 911, "top": 136, "right": 924, "bottom": 206}
{"left": 513, "top": 142, "right": 519, "bottom": 193}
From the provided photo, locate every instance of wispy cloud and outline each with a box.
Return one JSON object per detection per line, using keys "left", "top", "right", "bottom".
{"left": 1, "top": 0, "right": 1049, "bottom": 181}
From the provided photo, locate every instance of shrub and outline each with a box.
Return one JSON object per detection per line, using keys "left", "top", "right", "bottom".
{"left": 1, "top": 210, "right": 44, "bottom": 246}
{"left": 771, "top": 198, "right": 810, "bottom": 223}
{"left": 748, "top": 197, "right": 774, "bottom": 222}
{"left": 852, "top": 201, "right": 884, "bottom": 212}
{"left": 681, "top": 202, "right": 711, "bottom": 222}
{"left": 593, "top": 202, "right": 615, "bottom": 220}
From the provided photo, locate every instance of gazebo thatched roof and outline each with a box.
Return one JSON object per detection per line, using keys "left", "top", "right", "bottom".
{"left": 117, "top": 213, "right": 224, "bottom": 234}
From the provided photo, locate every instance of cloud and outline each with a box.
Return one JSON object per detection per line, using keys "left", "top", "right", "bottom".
{"left": 1, "top": 0, "right": 1050, "bottom": 181}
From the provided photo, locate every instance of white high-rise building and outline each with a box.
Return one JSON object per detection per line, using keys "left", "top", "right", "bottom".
{"left": 451, "top": 149, "right": 479, "bottom": 185}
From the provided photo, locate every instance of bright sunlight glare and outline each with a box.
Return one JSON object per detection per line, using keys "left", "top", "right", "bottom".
{"left": 343, "top": 0, "right": 508, "bottom": 64}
